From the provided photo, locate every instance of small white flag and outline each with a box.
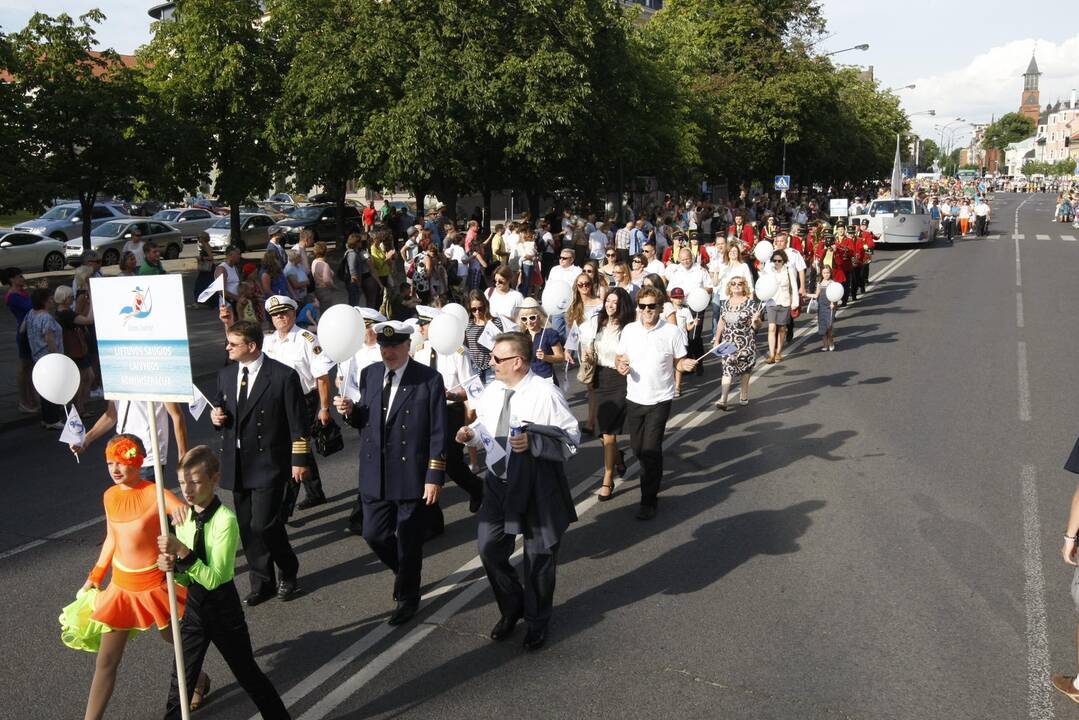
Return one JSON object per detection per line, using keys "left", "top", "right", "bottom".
{"left": 499, "top": 315, "right": 519, "bottom": 332}
{"left": 197, "top": 273, "right": 224, "bottom": 304}
{"left": 340, "top": 359, "right": 362, "bottom": 402}
{"left": 478, "top": 321, "right": 500, "bottom": 351}
{"left": 188, "top": 383, "right": 209, "bottom": 421}
{"left": 564, "top": 323, "right": 580, "bottom": 353}
{"left": 462, "top": 374, "right": 485, "bottom": 402}
{"left": 59, "top": 405, "right": 85, "bottom": 446}
{"left": 472, "top": 420, "right": 506, "bottom": 470}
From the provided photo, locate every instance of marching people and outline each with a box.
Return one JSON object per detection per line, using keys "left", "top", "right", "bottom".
{"left": 712, "top": 277, "right": 762, "bottom": 410}
{"left": 211, "top": 319, "right": 311, "bottom": 606}
{"left": 517, "top": 297, "right": 565, "bottom": 384}
{"left": 333, "top": 321, "right": 447, "bottom": 626}
{"left": 579, "top": 287, "right": 634, "bottom": 500}
{"left": 816, "top": 265, "right": 839, "bottom": 352}
{"left": 72, "top": 435, "right": 188, "bottom": 720}
{"left": 854, "top": 219, "right": 875, "bottom": 294}
{"left": 456, "top": 331, "right": 580, "bottom": 650}
{"left": 158, "top": 446, "right": 290, "bottom": 719}
{"left": 73, "top": 398, "right": 190, "bottom": 481}
{"left": 413, "top": 306, "right": 484, "bottom": 513}
{"left": 615, "top": 286, "right": 698, "bottom": 520}
{"left": 762, "top": 252, "right": 798, "bottom": 364}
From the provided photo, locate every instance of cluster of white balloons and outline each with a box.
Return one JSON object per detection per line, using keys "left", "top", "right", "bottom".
{"left": 317, "top": 302, "right": 472, "bottom": 363}
{"left": 32, "top": 353, "right": 80, "bottom": 405}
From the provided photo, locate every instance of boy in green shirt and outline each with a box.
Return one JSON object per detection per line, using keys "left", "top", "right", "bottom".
{"left": 158, "top": 446, "right": 290, "bottom": 719}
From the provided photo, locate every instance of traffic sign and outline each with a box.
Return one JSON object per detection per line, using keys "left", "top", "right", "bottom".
{"left": 774, "top": 175, "right": 790, "bottom": 190}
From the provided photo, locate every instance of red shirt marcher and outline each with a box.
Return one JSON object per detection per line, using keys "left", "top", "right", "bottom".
{"left": 816, "top": 242, "right": 846, "bottom": 283}
{"left": 362, "top": 207, "right": 377, "bottom": 226}
{"left": 857, "top": 231, "right": 876, "bottom": 264}
{"left": 728, "top": 223, "right": 755, "bottom": 249}
{"left": 834, "top": 237, "right": 856, "bottom": 273}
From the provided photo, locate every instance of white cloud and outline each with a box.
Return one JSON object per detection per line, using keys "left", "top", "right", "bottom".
{"left": 902, "top": 33, "right": 1079, "bottom": 142}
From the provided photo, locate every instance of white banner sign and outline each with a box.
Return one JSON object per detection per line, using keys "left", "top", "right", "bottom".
{"left": 829, "top": 198, "right": 850, "bottom": 217}
{"left": 91, "top": 275, "right": 193, "bottom": 402}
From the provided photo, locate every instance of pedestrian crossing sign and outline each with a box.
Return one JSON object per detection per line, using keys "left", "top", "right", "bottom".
{"left": 774, "top": 175, "right": 791, "bottom": 190}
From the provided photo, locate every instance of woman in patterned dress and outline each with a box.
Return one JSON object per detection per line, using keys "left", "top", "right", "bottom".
{"left": 712, "top": 276, "right": 762, "bottom": 410}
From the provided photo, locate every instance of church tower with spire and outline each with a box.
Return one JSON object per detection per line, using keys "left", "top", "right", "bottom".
{"left": 1020, "top": 53, "right": 1041, "bottom": 123}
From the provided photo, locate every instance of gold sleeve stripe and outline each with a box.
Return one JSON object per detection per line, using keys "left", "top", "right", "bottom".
{"left": 292, "top": 440, "right": 310, "bottom": 453}
{"left": 428, "top": 460, "right": 446, "bottom": 470}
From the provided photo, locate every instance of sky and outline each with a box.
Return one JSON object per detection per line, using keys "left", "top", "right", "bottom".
{"left": 3, "top": 0, "right": 1079, "bottom": 150}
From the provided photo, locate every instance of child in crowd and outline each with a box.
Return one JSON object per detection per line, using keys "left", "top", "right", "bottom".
{"left": 669, "top": 287, "right": 697, "bottom": 398}
{"left": 816, "top": 265, "right": 838, "bottom": 352}
{"left": 158, "top": 446, "right": 290, "bottom": 719}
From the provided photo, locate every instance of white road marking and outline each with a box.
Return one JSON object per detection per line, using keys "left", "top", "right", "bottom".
{"left": 0, "top": 515, "right": 104, "bottom": 561}
{"left": 1017, "top": 342, "right": 1032, "bottom": 422}
{"left": 1014, "top": 234, "right": 1026, "bottom": 240}
{"left": 1020, "top": 464, "right": 1054, "bottom": 720}
{"left": 1062, "top": 235, "right": 1077, "bottom": 242}
{"left": 1017, "top": 293, "right": 1025, "bottom": 328}
{"left": 1036, "top": 234, "right": 1051, "bottom": 241}
{"left": 280, "top": 246, "right": 924, "bottom": 719}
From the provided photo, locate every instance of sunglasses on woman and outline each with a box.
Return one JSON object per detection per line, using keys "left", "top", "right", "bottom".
{"left": 470, "top": 305, "right": 484, "bottom": 312}
{"left": 576, "top": 281, "right": 592, "bottom": 288}
{"left": 519, "top": 314, "right": 538, "bottom": 322}
{"left": 637, "top": 303, "right": 657, "bottom": 310}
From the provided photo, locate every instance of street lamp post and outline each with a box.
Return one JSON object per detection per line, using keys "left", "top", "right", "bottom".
{"left": 824, "top": 43, "right": 869, "bottom": 57}
{"left": 884, "top": 84, "right": 916, "bottom": 93}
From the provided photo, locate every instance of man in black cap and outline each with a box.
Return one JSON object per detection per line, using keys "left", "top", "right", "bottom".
{"left": 333, "top": 321, "right": 447, "bottom": 625}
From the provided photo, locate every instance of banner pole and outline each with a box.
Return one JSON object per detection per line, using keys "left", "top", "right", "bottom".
{"left": 146, "top": 400, "right": 191, "bottom": 720}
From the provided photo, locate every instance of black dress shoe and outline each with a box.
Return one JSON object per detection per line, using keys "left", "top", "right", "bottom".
{"left": 296, "top": 496, "right": 326, "bottom": 510}
{"left": 387, "top": 600, "right": 419, "bottom": 626}
{"left": 243, "top": 590, "right": 275, "bottom": 607}
{"left": 490, "top": 612, "right": 523, "bottom": 641}
{"left": 523, "top": 624, "right": 547, "bottom": 651}
{"left": 469, "top": 494, "right": 483, "bottom": 514}
{"left": 277, "top": 578, "right": 300, "bottom": 601}
{"left": 635, "top": 505, "right": 657, "bottom": 521}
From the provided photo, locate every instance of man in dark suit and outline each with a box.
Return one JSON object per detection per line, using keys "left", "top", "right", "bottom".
{"left": 333, "top": 320, "right": 447, "bottom": 626}
{"left": 211, "top": 319, "right": 311, "bottom": 606}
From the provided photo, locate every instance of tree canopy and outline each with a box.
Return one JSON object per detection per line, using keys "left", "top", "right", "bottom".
{"left": 982, "top": 112, "right": 1036, "bottom": 151}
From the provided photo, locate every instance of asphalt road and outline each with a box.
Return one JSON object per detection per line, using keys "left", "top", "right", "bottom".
{"left": 3, "top": 194, "right": 1078, "bottom": 719}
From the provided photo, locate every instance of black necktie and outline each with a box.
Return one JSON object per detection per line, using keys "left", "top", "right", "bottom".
{"left": 237, "top": 366, "right": 249, "bottom": 418}
{"left": 381, "top": 369, "right": 396, "bottom": 429}
{"left": 192, "top": 514, "right": 209, "bottom": 564}
{"left": 491, "top": 389, "right": 514, "bottom": 478}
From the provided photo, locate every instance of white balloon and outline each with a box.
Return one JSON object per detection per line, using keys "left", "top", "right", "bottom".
{"left": 753, "top": 240, "right": 775, "bottom": 264}
{"left": 32, "top": 352, "right": 80, "bottom": 405}
{"left": 429, "top": 314, "right": 465, "bottom": 356}
{"left": 755, "top": 274, "right": 778, "bottom": 302}
{"left": 825, "top": 282, "right": 844, "bottom": 303}
{"left": 686, "top": 287, "right": 710, "bottom": 313}
{"left": 317, "top": 305, "right": 365, "bottom": 363}
{"left": 441, "top": 303, "right": 468, "bottom": 326}
{"left": 541, "top": 280, "right": 573, "bottom": 316}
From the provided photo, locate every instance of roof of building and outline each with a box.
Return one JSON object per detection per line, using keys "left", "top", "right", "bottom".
{"left": 0, "top": 51, "right": 137, "bottom": 83}
{"left": 1025, "top": 54, "right": 1040, "bottom": 76}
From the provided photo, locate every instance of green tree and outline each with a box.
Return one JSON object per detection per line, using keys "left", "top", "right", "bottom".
{"left": 3, "top": 11, "right": 141, "bottom": 247}
{"left": 982, "top": 112, "right": 1036, "bottom": 151}
{"left": 920, "top": 138, "right": 940, "bottom": 169}
{"left": 140, "top": 0, "right": 282, "bottom": 244}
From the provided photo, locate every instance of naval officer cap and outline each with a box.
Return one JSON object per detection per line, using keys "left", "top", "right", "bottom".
{"left": 265, "top": 295, "right": 298, "bottom": 315}
{"left": 359, "top": 307, "right": 387, "bottom": 325}
{"left": 415, "top": 305, "right": 441, "bottom": 324}
{"left": 373, "top": 320, "right": 414, "bottom": 346}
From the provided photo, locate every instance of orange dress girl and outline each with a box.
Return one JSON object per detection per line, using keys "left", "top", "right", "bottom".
{"left": 68, "top": 436, "right": 187, "bottom": 648}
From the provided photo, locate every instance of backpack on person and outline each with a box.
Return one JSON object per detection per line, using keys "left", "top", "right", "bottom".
{"left": 336, "top": 250, "right": 353, "bottom": 284}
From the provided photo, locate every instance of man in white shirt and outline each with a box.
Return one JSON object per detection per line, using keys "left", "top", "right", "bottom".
{"left": 121, "top": 228, "right": 146, "bottom": 267}
{"left": 546, "top": 249, "right": 582, "bottom": 289}
{"left": 444, "top": 233, "right": 469, "bottom": 284}
{"left": 456, "top": 331, "right": 579, "bottom": 650}
{"left": 71, "top": 399, "right": 189, "bottom": 480}
{"left": 665, "top": 247, "right": 713, "bottom": 292}
{"left": 974, "top": 198, "right": 991, "bottom": 237}
{"left": 262, "top": 294, "right": 335, "bottom": 509}
{"left": 616, "top": 286, "right": 697, "bottom": 520}
{"left": 588, "top": 222, "right": 608, "bottom": 260}
{"left": 642, "top": 243, "right": 666, "bottom": 275}
{"left": 773, "top": 233, "right": 806, "bottom": 342}
{"left": 413, "top": 306, "right": 483, "bottom": 512}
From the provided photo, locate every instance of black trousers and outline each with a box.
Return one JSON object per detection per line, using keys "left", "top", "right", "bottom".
{"left": 477, "top": 474, "right": 559, "bottom": 628}
{"left": 975, "top": 215, "right": 988, "bottom": 236}
{"left": 163, "top": 584, "right": 290, "bottom": 719}
{"left": 857, "top": 264, "right": 870, "bottom": 293}
{"left": 234, "top": 483, "right": 298, "bottom": 596}
{"left": 842, "top": 273, "right": 857, "bottom": 304}
{"left": 942, "top": 217, "right": 955, "bottom": 242}
{"left": 445, "top": 403, "right": 483, "bottom": 502}
{"left": 624, "top": 399, "right": 672, "bottom": 508}
{"left": 361, "top": 495, "right": 426, "bottom": 602}
{"left": 301, "top": 392, "right": 326, "bottom": 502}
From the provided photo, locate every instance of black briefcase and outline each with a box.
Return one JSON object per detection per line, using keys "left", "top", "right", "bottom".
{"left": 311, "top": 417, "right": 344, "bottom": 457}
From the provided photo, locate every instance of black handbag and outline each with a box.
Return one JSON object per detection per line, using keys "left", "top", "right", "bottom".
{"left": 311, "top": 416, "right": 344, "bottom": 457}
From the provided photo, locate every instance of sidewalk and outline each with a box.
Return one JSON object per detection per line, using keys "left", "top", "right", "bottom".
{"left": 1, "top": 253, "right": 263, "bottom": 433}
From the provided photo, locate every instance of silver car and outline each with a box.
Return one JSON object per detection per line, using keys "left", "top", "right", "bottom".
{"left": 0, "top": 230, "right": 67, "bottom": 272}
{"left": 65, "top": 219, "right": 183, "bottom": 266}
{"left": 206, "top": 213, "right": 276, "bottom": 252}
{"left": 15, "top": 202, "right": 128, "bottom": 242}
{"left": 151, "top": 208, "right": 218, "bottom": 240}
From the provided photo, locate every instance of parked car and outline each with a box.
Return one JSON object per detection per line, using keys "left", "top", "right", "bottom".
{"left": 151, "top": 208, "right": 218, "bottom": 239}
{"left": 65, "top": 219, "right": 183, "bottom": 266}
{"left": 269, "top": 204, "right": 362, "bottom": 246}
{"left": 188, "top": 198, "right": 230, "bottom": 216}
{"left": 129, "top": 200, "right": 166, "bottom": 217}
{"left": 14, "top": 202, "right": 128, "bottom": 242}
{"left": 266, "top": 192, "right": 306, "bottom": 206}
{"left": 0, "top": 230, "right": 67, "bottom": 272}
{"left": 205, "top": 213, "right": 276, "bottom": 252}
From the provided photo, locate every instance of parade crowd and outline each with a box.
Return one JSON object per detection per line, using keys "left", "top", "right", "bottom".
{"left": 3, "top": 179, "right": 1024, "bottom": 719}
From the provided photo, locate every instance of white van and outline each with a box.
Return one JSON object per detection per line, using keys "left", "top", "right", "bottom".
{"left": 849, "top": 198, "right": 933, "bottom": 244}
